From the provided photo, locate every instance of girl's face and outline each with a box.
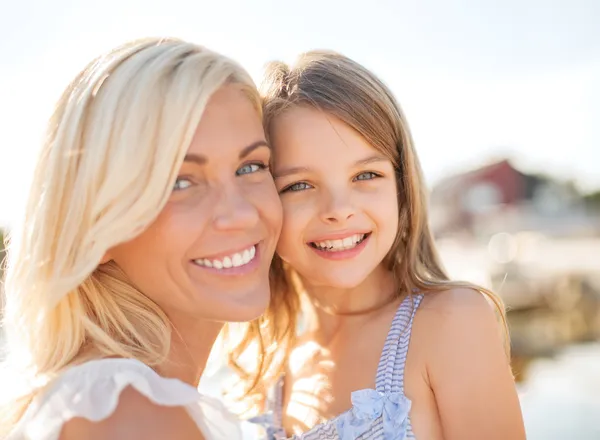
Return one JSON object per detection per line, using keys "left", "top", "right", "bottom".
{"left": 271, "top": 106, "right": 399, "bottom": 289}
{"left": 107, "top": 85, "right": 282, "bottom": 323}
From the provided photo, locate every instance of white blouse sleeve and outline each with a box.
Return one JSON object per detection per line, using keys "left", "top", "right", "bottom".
{"left": 9, "top": 358, "right": 243, "bottom": 440}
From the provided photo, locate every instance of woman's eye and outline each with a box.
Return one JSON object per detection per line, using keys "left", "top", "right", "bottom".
{"left": 173, "top": 178, "right": 192, "bottom": 191}
{"left": 281, "top": 182, "right": 313, "bottom": 193}
{"left": 237, "top": 162, "right": 268, "bottom": 176}
{"left": 354, "top": 172, "right": 379, "bottom": 181}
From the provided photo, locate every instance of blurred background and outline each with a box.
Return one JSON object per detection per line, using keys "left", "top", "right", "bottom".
{"left": 1, "top": 0, "right": 599, "bottom": 438}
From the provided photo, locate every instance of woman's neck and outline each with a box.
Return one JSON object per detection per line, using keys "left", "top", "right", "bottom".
{"left": 158, "top": 315, "right": 223, "bottom": 387}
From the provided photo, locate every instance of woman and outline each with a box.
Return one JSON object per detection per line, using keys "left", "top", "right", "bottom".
{"left": 0, "top": 37, "right": 282, "bottom": 440}
{"left": 234, "top": 51, "right": 526, "bottom": 439}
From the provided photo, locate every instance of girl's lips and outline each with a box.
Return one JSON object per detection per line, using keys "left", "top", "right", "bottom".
{"left": 308, "top": 233, "right": 371, "bottom": 261}
{"left": 306, "top": 230, "right": 372, "bottom": 243}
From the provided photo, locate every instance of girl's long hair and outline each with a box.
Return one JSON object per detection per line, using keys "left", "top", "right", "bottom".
{"left": 225, "top": 50, "right": 509, "bottom": 412}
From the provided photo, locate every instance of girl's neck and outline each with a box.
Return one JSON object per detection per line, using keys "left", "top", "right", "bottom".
{"left": 301, "top": 265, "right": 398, "bottom": 342}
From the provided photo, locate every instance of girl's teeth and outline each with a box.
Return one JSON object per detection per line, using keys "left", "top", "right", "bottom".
{"left": 194, "top": 245, "right": 257, "bottom": 269}
{"left": 313, "top": 234, "right": 367, "bottom": 251}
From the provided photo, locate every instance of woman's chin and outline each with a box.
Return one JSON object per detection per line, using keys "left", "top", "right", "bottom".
{"left": 217, "top": 290, "right": 271, "bottom": 323}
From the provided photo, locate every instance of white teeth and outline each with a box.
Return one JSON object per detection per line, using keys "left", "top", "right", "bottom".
{"left": 312, "top": 234, "right": 367, "bottom": 252}
{"left": 242, "top": 249, "right": 251, "bottom": 265}
{"left": 232, "top": 253, "right": 243, "bottom": 267}
{"left": 194, "top": 245, "right": 257, "bottom": 270}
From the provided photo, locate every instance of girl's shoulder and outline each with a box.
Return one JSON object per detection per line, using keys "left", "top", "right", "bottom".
{"left": 9, "top": 358, "right": 243, "bottom": 440}
{"left": 413, "top": 286, "right": 510, "bottom": 385}
{"left": 418, "top": 286, "right": 493, "bottom": 311}
{"left": 414, "top": 287, "right": 502, "bottom": 353}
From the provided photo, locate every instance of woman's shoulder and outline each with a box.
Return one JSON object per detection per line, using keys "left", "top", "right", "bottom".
{"left": 58, "top": 385, "right": 205, "bottom": 440}
{"left": 10, "top": 358, "right": 243, "bottom": 440}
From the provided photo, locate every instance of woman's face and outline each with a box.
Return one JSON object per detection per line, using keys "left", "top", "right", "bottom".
{"left": 108, "top": 84, "right": 282, "bottom": 323}
{"left": 270, "top": 106, "right": 399, "bottom": 290}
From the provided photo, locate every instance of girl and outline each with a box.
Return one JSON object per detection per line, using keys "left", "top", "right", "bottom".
{"left": 236, "top": 51, "right": 526, "bottom": 439}
{"left": 0, "top": 38, "right": 282, "bottom": 440}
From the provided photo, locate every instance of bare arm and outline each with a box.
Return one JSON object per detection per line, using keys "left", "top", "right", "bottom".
{"left": 59, "top": 386, "right": 205, "bottom": 440}
{"left": 425, "top": 288, "right": 526, "bottom": 440}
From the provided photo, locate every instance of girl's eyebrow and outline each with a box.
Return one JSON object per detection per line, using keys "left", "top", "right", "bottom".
{"left": 353, "top": 154, "right": 388, "bottom": 166}
{"left": 274, "top": 154, "right": 388, "bottom": 179}
{"left": 273, "top": 165, "right": 310, "bottom": 179}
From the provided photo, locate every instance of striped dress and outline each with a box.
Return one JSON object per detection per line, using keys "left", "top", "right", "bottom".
{"left": 251, "top": 293, "right": 424, "bottom": 440}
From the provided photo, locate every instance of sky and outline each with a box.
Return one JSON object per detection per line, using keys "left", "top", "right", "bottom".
{"left": 1, "top": 0, "right": 599, "bottom": 226}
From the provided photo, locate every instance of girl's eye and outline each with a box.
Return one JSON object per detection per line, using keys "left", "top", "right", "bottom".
{"left": 237, "top": 162, "right": 269, "bottom": 176}
{"left": 281, "top": 182, "right": 313, "bottom": 193}
{"left": 173, "top": 177, "right": 192, "bottom": 191}
{"left": 354, "top": 172, "right": 379, "bottom": 181}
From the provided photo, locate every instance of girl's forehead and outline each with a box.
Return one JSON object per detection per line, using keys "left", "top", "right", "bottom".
{"left": 271, "top": 107, "right": 380, "bottom": 158}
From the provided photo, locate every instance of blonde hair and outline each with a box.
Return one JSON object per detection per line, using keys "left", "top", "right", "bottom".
{"left": 0, "top": 37, "right": 260, "bottom": 435}
{"left": 227, "top": 50, "right": 510, "bottom": 411}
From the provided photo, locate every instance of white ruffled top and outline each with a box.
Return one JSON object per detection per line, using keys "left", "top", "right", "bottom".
{"left": 8, "top": 358, "right": 244, "bottom": 440}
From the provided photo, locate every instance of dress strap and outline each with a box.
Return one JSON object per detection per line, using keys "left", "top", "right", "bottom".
{"left": 247, "top": 375, "right": 286, "bottom": 439}
{"left": 272, "top": 376, "right": 285, "bottom": 438}
{"left": 375, "top": 293, "right": 424, "bottom": 393}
